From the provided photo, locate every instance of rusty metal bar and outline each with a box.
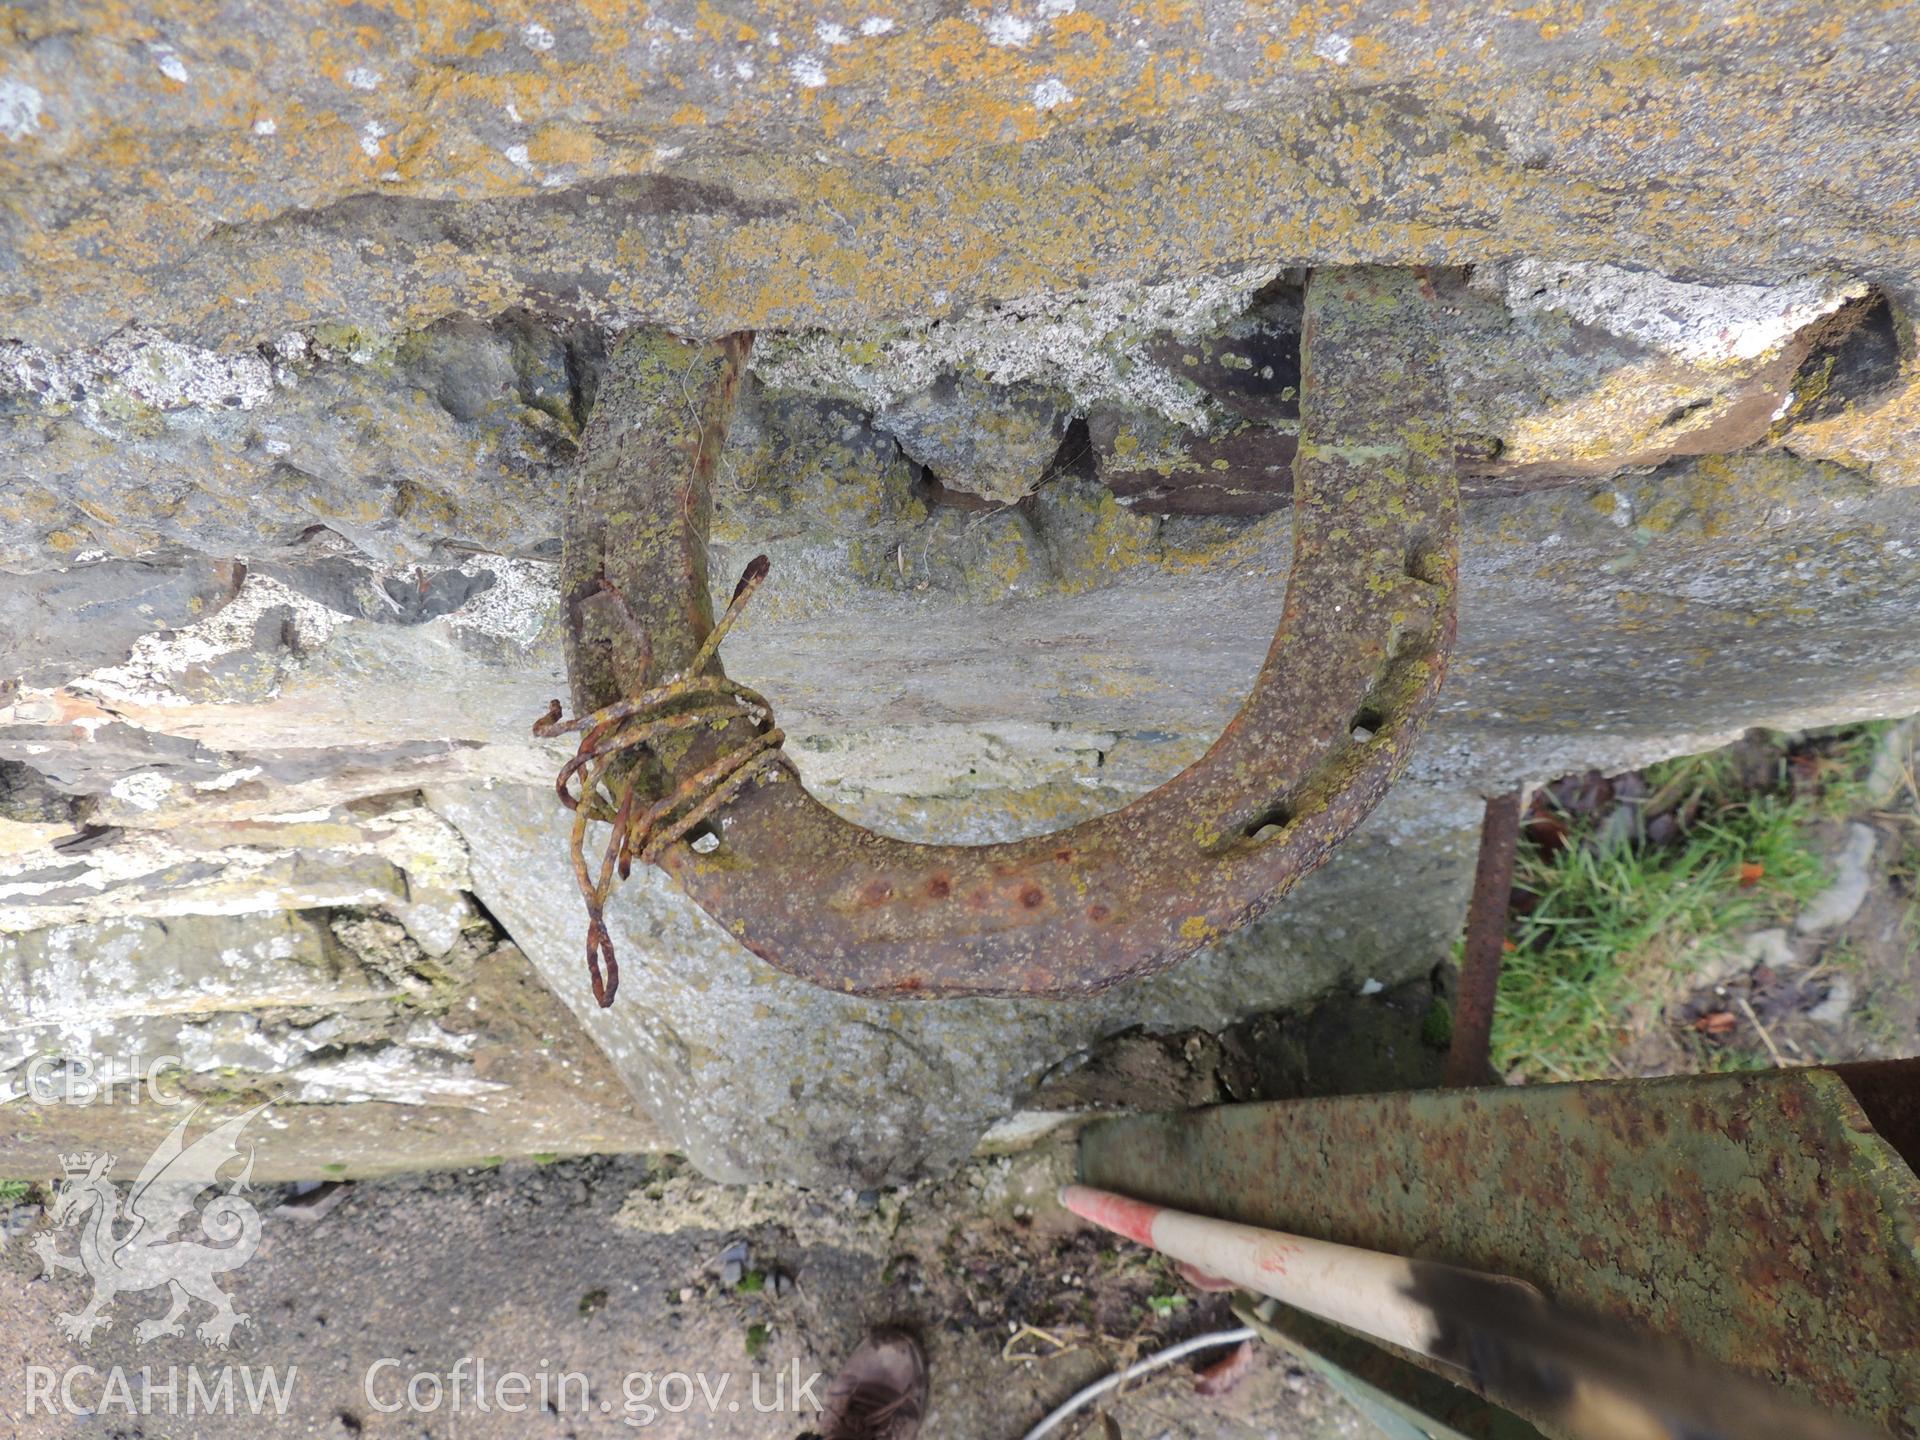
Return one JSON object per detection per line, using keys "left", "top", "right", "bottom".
{"left": 1063, "top": 1183, "right": 1875, "bottom": 1440}
{"left": 1444, "top": 788, "right": 1524, "bottom": 1087}
{"left": 549, "top": 267, "right": 1459, "bottom": 999}
{"left": 1079, "top": 1063, "right": 1920, "bottom": 1437}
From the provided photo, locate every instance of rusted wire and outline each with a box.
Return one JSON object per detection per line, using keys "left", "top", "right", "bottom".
{"left": 534, "top": 555, "right": 784, "bottom": 1008}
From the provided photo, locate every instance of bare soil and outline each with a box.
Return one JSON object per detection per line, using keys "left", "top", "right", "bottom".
{"left": 1, "top": 1140, "right": 1365, "bottom": 1440}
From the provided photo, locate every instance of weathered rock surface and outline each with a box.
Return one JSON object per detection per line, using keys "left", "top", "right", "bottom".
{"left": 3, "top": 3, "right": 1918, "bottom": 350}
{"left": 874, "top": 376, "right": 1071, "bottom": 504}
{"left": 430, "top": 776, "right": 1472, "bottom": 1185}
{"left": 0, "top": 908, "right": 665, "bottom": 1179}
{"left": 6, "top": 416, "right": 1919, "bottom": 1179}
{"left": 4, "top": 2, "right": 1920, "bottom": 1183}
{"left": 5, "top": 264, "right": 1909, "bottom": 574}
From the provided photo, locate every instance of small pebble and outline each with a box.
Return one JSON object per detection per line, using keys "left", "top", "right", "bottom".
{"left": 1808, "top": 975, "right": 1855, "bottom": 1025}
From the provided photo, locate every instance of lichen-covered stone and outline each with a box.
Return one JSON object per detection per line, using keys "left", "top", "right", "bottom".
{"left": 2, "top": 4, "right": 1917, "bottom": 351}
{"left": 0, "top": 319, "right": 581, "bottom": 570}
{"left": 1089, "top": 266, "right": 1882, "bottom": 512}
{"left": 873, "top": 375, "right": 1071, "bottom": 503}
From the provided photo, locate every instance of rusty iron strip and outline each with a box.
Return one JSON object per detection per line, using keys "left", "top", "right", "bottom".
{"left": 1078, "top": 1064, "right": 1920, "bottom": 1435}
{"left": 1064, "top": 1184, "right": 1877, "bottom": 1440}
{"left": 549, "top": 267, "right": 1459, "bottom": 999}
{"left": 1443, "top": 788, "right": 1524, "bottom": 1087}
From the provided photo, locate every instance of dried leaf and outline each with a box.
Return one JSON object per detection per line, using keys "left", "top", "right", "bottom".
{"left": 1524, "top": 811, "right": 1570, "bottom": 855}
{"left": 1194, "top": 1340, "right": 1255, "bottom": 1398}
{"left": 1694, "top": 1010, "right": 1739, "bottom": 1036}
{"left": 1739, "top": 862, "right": 1765, "bottom": 888}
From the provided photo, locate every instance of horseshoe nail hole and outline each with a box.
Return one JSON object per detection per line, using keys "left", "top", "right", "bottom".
{"left": 926, "top": 875, "right": 952, "bottom": 900}
{"left": 1405, "top": 541, "right": 1445, "bottom": 586}
{"left": 1351, "top": 707, "right": 1384, "bottom": 742}
{"left": 1244, "top": 802, "right": 1292, "bottom": 841}
{"left": 1018, "top": 883, "right": 1046, "bottom": 909}
{"left": 689, "top": 826, "right": 722, "bottom": 854}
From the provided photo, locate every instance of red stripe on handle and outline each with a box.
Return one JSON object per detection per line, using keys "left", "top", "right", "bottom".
{"left": 1060, "top": 1184, "right": 1162, "bottom": 1247}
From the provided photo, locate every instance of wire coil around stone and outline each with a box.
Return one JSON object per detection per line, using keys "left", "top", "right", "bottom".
{"left": 533, "top": 556, "right": 784, "bottom": 1008}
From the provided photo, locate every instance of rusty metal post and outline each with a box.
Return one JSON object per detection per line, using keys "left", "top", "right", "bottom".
{"left": 1444, "top": 789, "right": 1523, "bottom": 1087}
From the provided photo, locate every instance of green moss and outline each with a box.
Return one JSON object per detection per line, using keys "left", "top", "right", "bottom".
{"left": 313, "top": 323, "right": 399, "bottom": 367}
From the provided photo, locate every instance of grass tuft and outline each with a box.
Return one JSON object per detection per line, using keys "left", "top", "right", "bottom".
{"left": 1492, "top": 751, "right": 1830, "bottom": 1082}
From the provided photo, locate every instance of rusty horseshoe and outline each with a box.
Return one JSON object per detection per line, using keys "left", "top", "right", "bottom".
{"left": 542, "top": 266, "right": 1458, "bottom": 1004}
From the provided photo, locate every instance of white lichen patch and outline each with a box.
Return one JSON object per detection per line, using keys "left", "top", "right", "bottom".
{"left": 107, "top": 771, "right": 176, "bottom": 812}
{"left": 282, "top": 1045, "right": 506, "bottom": 1105}
{"left": 1031, "top": 76, "right": 1072, "bottom": 110}
{"left": 192, "top": 765, "right": 264, "bottom": 792}
{"left": 1494, "top": 261, "right": 1868, "bottom": 364}
{"left": 72, "top": 574, "right": 345, "bottom": 707}
{"left": 0, "top": 327, "right": 278, "bottom": 422}
{"left": 982, "top": 12, "right": 1034, "bottom": 46}
{"left": 752, "top": 262, "right": 1276, "bottom": 430}
{"left": 1313, "top": 32, "right": 1353, "bottom": 64}
{"left": 0, "top": 76, "right": 44, "bottom": 142}
{"left": 437, "top": 556, "right": 558, "bottom": 649}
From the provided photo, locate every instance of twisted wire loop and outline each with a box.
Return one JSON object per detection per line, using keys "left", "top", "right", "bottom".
{"left": 532, "top": 555, "right": 784, "bottom": 1008}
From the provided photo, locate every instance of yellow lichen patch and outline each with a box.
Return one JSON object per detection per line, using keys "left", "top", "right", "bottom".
{"left": 1790, "top": 371, "right": 1920, "bottom": 490}
{"left": 2, "top": 0, "right": 1915, "bottom": 351}
{"left": 1178, "top": 914, "right": 1218, "bottom": 943}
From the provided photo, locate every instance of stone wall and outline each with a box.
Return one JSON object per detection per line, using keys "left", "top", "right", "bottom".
{"left": 4, "top": 2, "right": 1919, "bottom": 1184}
